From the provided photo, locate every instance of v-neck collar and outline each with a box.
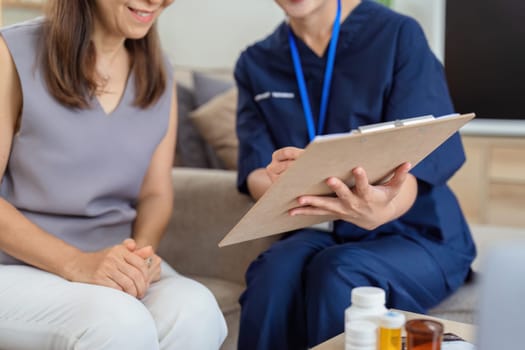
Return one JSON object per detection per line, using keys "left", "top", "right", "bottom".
{"left": 93, "top": 72, "right": 133, "bottom": 117}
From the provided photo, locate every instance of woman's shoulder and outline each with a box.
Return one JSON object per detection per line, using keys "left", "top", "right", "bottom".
{"left": 0, "top": 34, "right": 16, "bottom": 88}
{"left": 0, "top": 18, "right": 45, "bottom": 76}
{"left": 0, "top": 17, "right": 44, "bottom": 38}
{"left": 0, "top": 17, "right": 45, "bottom": 61}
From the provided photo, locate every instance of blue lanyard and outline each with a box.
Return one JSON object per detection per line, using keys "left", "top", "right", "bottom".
{"left": 288, "top": 0, "right": 342, "bottom": 142}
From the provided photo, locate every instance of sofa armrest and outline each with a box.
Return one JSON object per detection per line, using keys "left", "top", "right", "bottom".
{"left": 158, "top": 167, "right": 279, "bottom": 285}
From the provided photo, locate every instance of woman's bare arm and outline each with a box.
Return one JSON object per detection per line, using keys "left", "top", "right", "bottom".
{"left": 0, "top": 37, "right": 149, "bottom": 298}
{"left": 132, "top": 84, "right": 177, "bottom": 251}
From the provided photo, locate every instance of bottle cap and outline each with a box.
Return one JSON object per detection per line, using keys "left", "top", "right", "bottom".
{"left": 379, "top": 310, "right": 406, "bottom": 329}
{"left": 351, "top": 287, "right": 386, "bottom": 307}
{"left": 345, "top": 320, "right": 377, "bottom": 345}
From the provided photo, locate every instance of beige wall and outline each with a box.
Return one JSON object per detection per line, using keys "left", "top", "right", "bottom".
{"left": 157, "top": 0, "right": 284, "bottom": 70}
{"left": 0, "top": 0, "right": 45, "bottom": 26}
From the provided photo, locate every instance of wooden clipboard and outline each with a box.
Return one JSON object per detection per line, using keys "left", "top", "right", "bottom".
{"left": 219, "top": 113, "right": 475, "bottom": 247}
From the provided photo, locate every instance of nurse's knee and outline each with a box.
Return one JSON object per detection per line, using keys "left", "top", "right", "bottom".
{"left": 77, "top": 289, "right": 158, "bottom": 349}
{"left": 246, "top": 244, "right": 303, "bottom": 289}
{"left": 306, "top": 247, "right": 372, "bottom": 287}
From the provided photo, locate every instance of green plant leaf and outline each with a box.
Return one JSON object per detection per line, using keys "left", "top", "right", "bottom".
{"left": 375, "top": 0, "right": 392, "bottom": 7}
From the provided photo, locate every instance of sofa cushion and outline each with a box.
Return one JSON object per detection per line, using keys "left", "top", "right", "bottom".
{"left": 185, "top": 71, "right": 235, "bottom": 169}
{"left": 193, "top": 71, "right": 235, "bottom": 107}
{"left": 190, "top": 88, "right": 239, "bottom": 170}
{"left": 428, "top": 280, "right": 479, "bottom": 324}
{"left": 174, "top": 83, "right": 212, "bottom": 168}
{"left": 174, "top": 71, "right": 236, "bottom": 169}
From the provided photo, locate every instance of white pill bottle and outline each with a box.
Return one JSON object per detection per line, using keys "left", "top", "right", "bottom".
{"left": 345, "top": 286, "right": 388, "bottom": 325}
{"left": 344, "top": 287, "right": 388, "bottom": 350}
{"left": 345, "top": 320, "right": 378, "bottom": 350}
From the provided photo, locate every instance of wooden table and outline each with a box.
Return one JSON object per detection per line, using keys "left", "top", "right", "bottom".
{"left": 312, "top": 310, "right": 476, "bottom": 349}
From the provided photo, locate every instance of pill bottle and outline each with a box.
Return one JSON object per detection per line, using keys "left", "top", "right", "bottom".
{"left": 345, "top": 320, "right": 378, "bottom": 350}
{"left": 405, "top": 319, "right": 444, "bottom": 350}
{"left": 345, "top": 286, "right": 388, "bottom": 325}
{"left": 378, "top": 310, "right": 405, "bottom": 350}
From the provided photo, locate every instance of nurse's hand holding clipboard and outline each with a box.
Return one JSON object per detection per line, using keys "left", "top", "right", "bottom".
{"left": 267, "top": 147, "right": 418, "bottom": 231}
{"left": 266, "top": 147, "right": 305, "bottom": 183}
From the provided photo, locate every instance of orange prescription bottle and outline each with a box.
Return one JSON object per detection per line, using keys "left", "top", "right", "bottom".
{"left": 378, "top": 311, "right": 405, "bottom": 350}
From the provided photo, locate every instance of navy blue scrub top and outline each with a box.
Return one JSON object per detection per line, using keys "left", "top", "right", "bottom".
{"left": 234, "top": 0, "right": 475, "bottom": 289}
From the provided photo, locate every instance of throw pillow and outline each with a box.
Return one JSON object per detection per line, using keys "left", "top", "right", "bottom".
{"left": 192, "top": 71, "right": 235, "bottom": 107}
{"left": 190, "top": 88, "right": 239, "bottom": 170}
{"left": 174, "top": 83, "right": 211, "bottom": 168}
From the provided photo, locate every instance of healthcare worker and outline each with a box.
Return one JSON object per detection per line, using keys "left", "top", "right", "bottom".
{"left": 234, "top": 0, "right": 476, "bottom": 349}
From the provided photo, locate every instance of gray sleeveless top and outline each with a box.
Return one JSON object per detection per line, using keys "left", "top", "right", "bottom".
{"left": 0, "top": 19, "right": 173, "bottom": 264}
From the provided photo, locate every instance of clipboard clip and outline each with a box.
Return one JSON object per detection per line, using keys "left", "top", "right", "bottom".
{"left": 357, "top": 115, "right": 435, "bottom": 134}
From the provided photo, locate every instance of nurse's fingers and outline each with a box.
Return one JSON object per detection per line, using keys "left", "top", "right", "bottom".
{"left": 326, "top": 176, "right": 353, "bottom": 201}
{"left": 272, "top": 147, "right": 304, "bottom": 162}
{"left": 289, "top": 205, "right": 332, "bottom": 217}
{"left": 266, "top": 159, "right": 294, "bottom": 178}
{"left": 384, "top": 162, "right": 411, "bottom": 192}
{"left": 351, "top": 167, "right": 371, "bottom": 197}
{"left": 266, "top": 147, "right": 305, "bottom": 180}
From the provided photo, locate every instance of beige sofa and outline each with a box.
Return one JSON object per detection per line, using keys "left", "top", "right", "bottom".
{"left": 157, "top": 167, "right": 525, "bottom": 350}
{"left": 157, "top": 168, "right": 265, "bottom": 350}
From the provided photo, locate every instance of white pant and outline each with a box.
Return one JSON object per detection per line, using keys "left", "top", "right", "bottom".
{"left": 0, "top": 262, "right": 227, "bottom": 350}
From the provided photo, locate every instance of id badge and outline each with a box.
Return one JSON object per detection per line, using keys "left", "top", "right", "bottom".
{"left": 309, "top": 221, "right": 334, "bottom": 232}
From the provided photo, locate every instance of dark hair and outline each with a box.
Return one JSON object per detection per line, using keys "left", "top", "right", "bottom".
{"left": 41, "top": 0, "right": 166, "bottom": 109}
